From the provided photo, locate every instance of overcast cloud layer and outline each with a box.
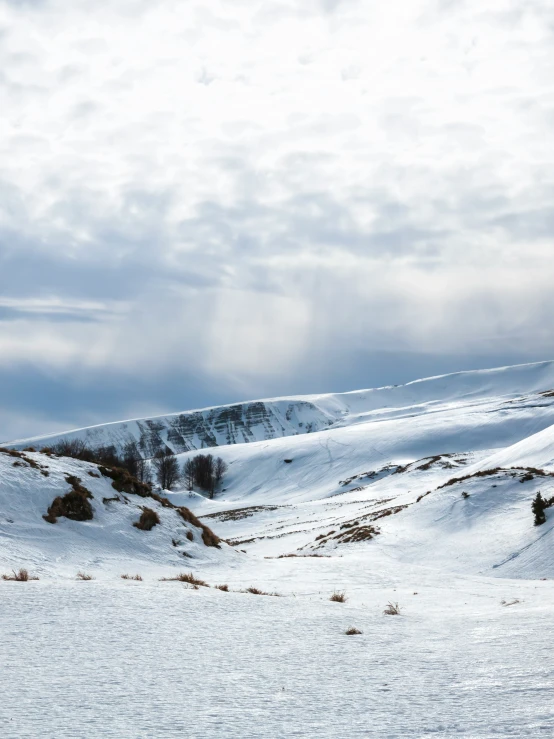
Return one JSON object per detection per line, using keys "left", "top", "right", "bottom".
{"left": 1, "top": 0, "right": 554, "bottom": 440}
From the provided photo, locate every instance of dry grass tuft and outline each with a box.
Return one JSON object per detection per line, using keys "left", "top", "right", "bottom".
{"left": 121, "top": 574, "right": 143, "bottom": 581}
{"left": 2, "top": 568, "right": 39, "bottom": 581}
{"left": 383, "top": 601, "right": 401, "bottom": 615}
{"left": 330, "top": 591, "right": 347, "bottom": 603}
{"left": 76, "top": 571, "right": 94, "bottom": 581}
{"left": 243, "top": 586, "right": 281, "bottom": 596}
{"left": 216, "top": 584, "right": 229, "bottom": 591}
{"left": 133, "top": 507, "right": 160, "bottom": 531}
{"left": 177, "top": 507, "right": 221, "bottom": 548}
{"left": 160, "top": 572, "right": 209, "bottom": 587}
{"left": 44, "top": 477, "right": 94, "bottom": 524}
{"left": 345, "top": 627, "right": 362, "bottom": 635}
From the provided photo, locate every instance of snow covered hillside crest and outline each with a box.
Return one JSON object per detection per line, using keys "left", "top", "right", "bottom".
{"left": 4, "top": 359, "right": 554, "bottom": 579}
{"left": 0, "top": 447, "right": 229, "bottom": 577}
{"left": 7, "top": 359, "right": 554, "bottom": 457}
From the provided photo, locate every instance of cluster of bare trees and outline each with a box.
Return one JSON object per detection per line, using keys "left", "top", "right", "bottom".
{"left": 182, "top": 453, "right": 227, "bottom": 499}
{"left": 151, "top": 449, "right": 227, "bottom": 497}
{"left": 50, "top": 438, "right": 227, "bottom": 498}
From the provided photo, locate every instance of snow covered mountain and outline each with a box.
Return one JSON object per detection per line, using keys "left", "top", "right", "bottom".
{"left": 7, "top": 359, "right": 554, "bottom": 457}
{"left": 3, "top": 360, "right": 554, "bottom": 579}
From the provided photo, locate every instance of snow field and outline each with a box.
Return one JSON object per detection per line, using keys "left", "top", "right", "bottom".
{"left": 1, "top": 569, "right": 553, "bottom": 738}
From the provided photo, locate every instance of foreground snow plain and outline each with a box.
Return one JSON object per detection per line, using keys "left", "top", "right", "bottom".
{"left": 2, "top": 568, "right": 553, "bottom": 738}
{"left": 3, "top": 361, "right": 554, "bottom": 737}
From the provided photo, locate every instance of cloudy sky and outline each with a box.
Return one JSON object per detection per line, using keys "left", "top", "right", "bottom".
{"left": 1, "top": 0, "right": 553, "bottom": 440}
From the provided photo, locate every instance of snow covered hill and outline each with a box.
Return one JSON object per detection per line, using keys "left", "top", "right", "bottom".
{"left": 0, "top": 447, "right": 230, "bottom": 577}
{"left": 3, "top": 361, "right": 554, "bottom": 737}
{"left": 7, "top": 360, "right": 554, "bottom": 457}
{"left": 3, "top": 360, "right": 554, "bottom": 580}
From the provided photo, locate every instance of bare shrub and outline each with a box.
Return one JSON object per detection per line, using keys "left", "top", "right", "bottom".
{"left": 98, "top": 465, "right": 151, "bottom": 497}
{"left": 383, "top": 601, "right": 401, "bottom": 615}
{"left": 160, "top": 572, "right": 209, "bottom": 587}
{"left": 76, "top": 571, "right": 94, "bottom": 581}
{"left": 243, "top": 587, "right": 281, "bottom": 596}
{"left": 121, "top": 574, "right": 143, "bottom": 581}
{"left": 216, "top": 584, "right": 229, "bottom": 591}
{"left": 345, "top": 627, "right": 362, "bottom": 635}
{"left": 330, "top": 591, "right": 347, "bottom": 603}
{"left": 177, "top": 507, "right": 220, "bottom": 548}
{"left": 44, "top": 480, "right": 94, "bottom": 524}
{"left": 133, "top": 507, "right": 160, "bottom": 531}
{"left": 2, "top": 568, "right": 38, "bottom": 581}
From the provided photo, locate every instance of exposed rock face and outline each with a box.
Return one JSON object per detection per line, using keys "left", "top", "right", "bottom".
{"left": 15, "top": 400, "right": 340, "bottom": 459}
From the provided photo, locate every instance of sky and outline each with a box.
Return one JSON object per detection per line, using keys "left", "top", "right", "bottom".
{"left": 1, "top": 0, "right": 554, "bottom": 441}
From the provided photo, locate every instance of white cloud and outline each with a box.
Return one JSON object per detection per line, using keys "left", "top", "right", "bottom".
{"left": 1, "top": 0, "right": 553, "bottom": 399}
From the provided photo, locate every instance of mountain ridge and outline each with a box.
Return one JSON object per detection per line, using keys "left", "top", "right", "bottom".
{"left": 5, "top": 359, "right": 554, "bottom": 457}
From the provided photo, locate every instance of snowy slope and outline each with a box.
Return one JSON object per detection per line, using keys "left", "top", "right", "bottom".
{"left": 0, "top": 448, "right": 231, "bottom": 577}
{"left": 3, "top": 363, "right": 554, "bottom": 737}
{"left": 4, "top": 360, "right": 554, "bottom": 580}
{"left": 468, "top": 422, "right": 554, "bottom": 473}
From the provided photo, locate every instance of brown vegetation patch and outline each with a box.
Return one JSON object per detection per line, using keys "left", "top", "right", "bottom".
{"left": 133, "top": 507, "right": 160, "bottom": 531}
{"left": 330, "top": 591, "right": 347, "bottom": 603}
{"left": 160, "top": 572, "right": 209, "bottom": 587}
{"left": 98, "top": 465, "right": 152, "bottom": 497}
{"left": 121, "top": 574, "right": 143, "bottom": 581}
{"left": 76, "top": 572, "right": 94, "bottom": 581}
{"left": 177, "top": 507, "right": 220, "bottom": 548}
{"left": 439, "top": 466, "right": 554, "bottom": 490}
{"left": 44, "top": 477, "right": 94, "bottom": 524}
{"left": 243, "top": 587, "right": 281, "bottom": 596}
{"left": 383, "top": 601, "right": 401, "bottom": 615}
{"left": 2, "top": 568, "right": 39, "bottom": 581}
{"left": 0, "top": 447, "right": 25, "bottom": 459}
{"left": 372, "top": 505, "right": 409, "bottom": 521}
{"left": 331, "top": 525, "right": 380, "bottom": 543}
{"left": 345, "top": 627, "right": 362, "bottom": 635}
{"left": 201, "top": 504, "right": 283, "bottom": 522}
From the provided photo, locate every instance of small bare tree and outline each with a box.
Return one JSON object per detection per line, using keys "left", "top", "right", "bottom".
{"left": 182, "top": 458, "right": 195, "bottom": 490}
{"left": 214, "top": 457, "right": 228, "bottom": 487}
{"left": 152, "top": 449, "right": 180, "bottom": 490}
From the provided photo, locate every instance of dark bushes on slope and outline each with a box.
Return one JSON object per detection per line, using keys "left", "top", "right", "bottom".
{"left": 182, "top": 454, "right": 228, "bottom": 498}
{"left": 177, "top": 507, "right": 221, "bottom": 548}
{"left": 44, "top": 477, "right": 94, "bottom": 524}
{"left": 531, "top": 492, "right": 554, "bottom": 526}
{"left": 98, "top": 465, "right": 151, "bottom": 497}
{"left": 133, "top": 507, "right": 160, "bottom": 531}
